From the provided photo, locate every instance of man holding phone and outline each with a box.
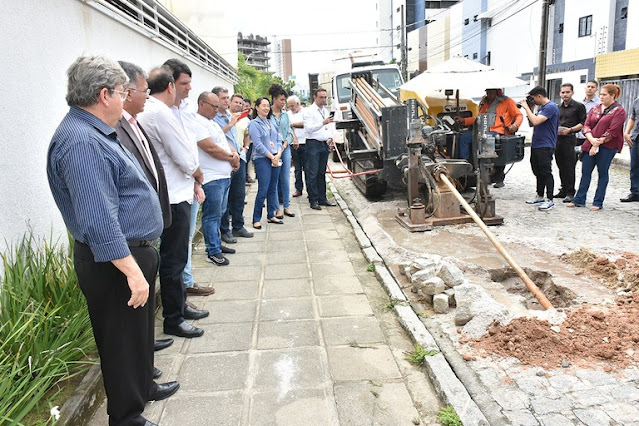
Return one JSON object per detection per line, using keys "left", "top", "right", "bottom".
{"left": 303, "top": 88, "right": 337, "bottom": 210}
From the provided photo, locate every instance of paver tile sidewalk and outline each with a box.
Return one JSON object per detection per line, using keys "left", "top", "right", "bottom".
{"left": 87, "top": 181, "right": 440, "bottom": 425}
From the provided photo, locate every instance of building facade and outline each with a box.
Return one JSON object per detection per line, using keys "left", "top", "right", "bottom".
{"left": 238, "top": 33, "right": 270, "bottom": 71}
{"left": 272, "top": 38, "right": 293, "bottom": 82}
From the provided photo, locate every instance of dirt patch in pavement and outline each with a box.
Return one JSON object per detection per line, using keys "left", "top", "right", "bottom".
{"left": 467, "top": 293, "right": 639, "bottom": 370}
{"left": 561, "top": 249, "right": 639, "bottom": 292}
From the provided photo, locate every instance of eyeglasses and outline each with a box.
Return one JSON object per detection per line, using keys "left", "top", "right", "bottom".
{"left": 129, "top": 87, "right": 151, "bottom": 95}
{"left": 202, "top": 100, "right": 219, "bottom": 109}
{"left": 112, "top": 89, "right": 129, "bottom": 101}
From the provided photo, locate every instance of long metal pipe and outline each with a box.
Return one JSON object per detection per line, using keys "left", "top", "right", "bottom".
{"left": 437, "top": 172, "right": 553, "bottom": 310}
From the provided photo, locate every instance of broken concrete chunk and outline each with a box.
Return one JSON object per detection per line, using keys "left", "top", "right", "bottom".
{"left": 433, "top": 294, "right": 449, "bottom": 314}
{"left": 455, "top": 305, "right": 473, "bottom": 326}
{"left": 437, "top": 260, "right": 465, "bottom": 288}
{"left": 416, "top": 276, "right": 446, "bottom": 295}
{"left": 444, "top": 288, "right": 456, "bottom": 308}
{"left": 409, "top": 256, "right": 442, "bottom": 277}
{"left": 455, "top": 283, "right": 511, "bottom": 339}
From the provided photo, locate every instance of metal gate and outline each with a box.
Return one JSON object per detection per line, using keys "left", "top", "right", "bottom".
{"left": 601, "top": 78, "right": 639, "bottom": 113}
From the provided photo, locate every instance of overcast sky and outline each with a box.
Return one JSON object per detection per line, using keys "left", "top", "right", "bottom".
{"left": 229, "top": 0, "right": 383, "bottom": 89}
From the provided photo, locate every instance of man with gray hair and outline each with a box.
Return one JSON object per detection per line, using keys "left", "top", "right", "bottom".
{"left": 287, "top": 94, "right": 306, "bottom": 197}
{"left": 47, "top": 55, "right": 164, "bottom": 425}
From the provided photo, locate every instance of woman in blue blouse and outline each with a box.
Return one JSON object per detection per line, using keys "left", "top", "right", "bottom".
{"left": 269, "top": 84, "right": 296, "bottom": 219}
{"left": 248, "top": 97, "right": 283, "bottom": 229}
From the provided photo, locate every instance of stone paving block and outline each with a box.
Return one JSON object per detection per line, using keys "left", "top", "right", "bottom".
{"left": 262, "top": 279, "right": 312, "bottom": 298}
{"left": 313, "top": 275, "right": 364, "bottom": 295}
{"left": 268, "top": 223, "right": 303, "bottom": 233}
{"left": 538, "top": 413, "right": 575, "bottom": 426}
{"left": 321, "top": 317, "right": 385, "bottom": 346}
{"left": 492, "top": 387, "right": 530, "bottom": 411}
{"left": 333, "top": 381, "right": 420, "bottom": 426}
{"left": 307, "top": 249, "right": 349, "bottom": 264}
{"left": 209, "top": 280, "right": 259, "bottom": 300}
{"left": 327, "top": 346, "right": 401, "bottom": 381}
{"left": 188, "top": 322, "right": 253, "bottom": 353}
{"left": 515, "top": 376, "right": 552, "bottom": 396}
{"left": 267, "top": 240, "right": 305, "bottom": 252}
{"left": 269, "top": 231, "right": 304, "bottom": 241}
{"left": 228, "top": 240, "right": 264, "bottom": 253}
{"left": 573, "top": 408, "right": 615, "bottom": 426}
{"left": 222, "top": 252, "right": 266, "bottom": 266}
{"left": 249, "top": 387, "right": 338, "bottom": 425}
{"left": 177, "top": 353, "right": 249, "bottom": 391}
{"left": 152, "top": 330, "right": 187, "bottom": 356}
{"left": 575, "top": 369, "right": 617, "bottom": 387}
{"left": 305, "top": 229, "right": 340, "bottom": 241}
{"left": 253, "top": 347, "right": 329, "bottom": 391}
{"left": 264, "top": 263, "right": 309, "bottom": 280}
{"left": 567, "top": 389, "right": 610, "bottom": 407}
{"left": 301, "top": 214, "right": 334, "bottom": 224}
{"left": 214, "top": 265, "right": 262, "bottom": 282}
{"left": 306, "top": 239, "right": 345, "bottom": 252}
{"left": 548, "top": 374, "right": 588, "bottom": 393}
{"left": 153, "top": 355, "right": 178, "bottom": 380}
{"left": 199, "top": 300, "right": 257, "bottom": 324}
{"left": 503, "top": 410, "right": 541, "bottom": 426}
{"left": 260, "top": 297, "right": 314, "bottom": 321}
{"left": 530, "top": 395, "right": 574, "bottom": 416}
{"left": 189, "top": 266, "right": 215, "bottom": 283}
{"left": 601, "top": 402, "right": 639, "bottom": 424}
{"left": 318, "top": 294, "right": 374, "bottom": 317}
{"left": 257, "top": 320, "right": 320, "bottom": 349}
{"left": 311, "top": 261, "right": 357, "bottom": 278}
{"left": 302, "top": 222, "right": 337, "bottom": 232}
{"left": 606, "top": 383, "right": 639, "bottom": 402}
{"left": 160, "top": 392, "right": 244, "bottom": 426}
{"left": 265, "top": 250, "right": 308, "bottom": 264}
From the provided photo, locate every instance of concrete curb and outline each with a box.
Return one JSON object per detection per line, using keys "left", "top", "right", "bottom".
{"left": 59, "top": 364, "right": 104, "bottom": 426}
{"left": 329, "top": 181, "right": 490, "bottom": 426}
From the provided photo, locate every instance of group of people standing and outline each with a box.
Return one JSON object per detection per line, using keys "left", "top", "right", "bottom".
{"left": 46, "top": 55, "right": 339, "bottom": 425}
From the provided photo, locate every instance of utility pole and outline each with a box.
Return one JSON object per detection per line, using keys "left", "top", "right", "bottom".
{"left": 537, "top": 0, "right": 550, "bottom": 88}
{"left": 400, "top": 5, "right": 408, "bottom": 80}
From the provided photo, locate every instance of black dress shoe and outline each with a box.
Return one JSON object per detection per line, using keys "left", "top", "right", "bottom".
{"left": 154, "top": 338, "right": 174, "bottom": 352}
{"left": 163, "top": 321, "right": 204, "bottom": 338}
{"left": 221, "top": 245, "right": 236, "bottom": 254}
{"left": 319, "top": 201, "right": 337, "bottom": 207}
{"left": 143, "top": 420, "right": 158, "bottom": 426}
{"left": 310, "top": 203, "right": 322, "bottom": 210}
{"left": 153, "top": 367, "right": 162, "bottom": 379}
{"left": 554, "top": 191, "right": 567, "bottom": 199}
{"left": 620, "top": 193, "right": 639, "bottom": 202}
{"left": 184, "top": 305, "right": 209, "bottom": 320}
{"left": 563, "top": 195, "right": 575, "bottom": 203}
{"left": 148, "top": 381, "right": 180, "bottom": 401}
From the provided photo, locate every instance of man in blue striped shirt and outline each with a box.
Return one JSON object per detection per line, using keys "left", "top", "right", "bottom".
{"left": 47, "top": 56, "right": 173, "bottom": 426}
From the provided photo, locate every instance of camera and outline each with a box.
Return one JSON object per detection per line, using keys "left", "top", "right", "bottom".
{"left": 518, "top": 95, "right": 535, "bottom": 109}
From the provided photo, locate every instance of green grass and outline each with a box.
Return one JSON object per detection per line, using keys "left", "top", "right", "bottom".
{"left": 366, "top": 263, "right": 376, "bottom": 272}
{"left": 437, "top": 406, "right": 462, "bottom": 426}
{"left": 0, "top": 233, "right": 96, "bottom": 425}
{"left": 405, "top": 344, "right": 439, "bottom": 365}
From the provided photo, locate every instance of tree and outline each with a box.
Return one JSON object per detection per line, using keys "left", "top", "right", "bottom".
{"left": 234, "top": 53, "right": 295, "bottom": 103}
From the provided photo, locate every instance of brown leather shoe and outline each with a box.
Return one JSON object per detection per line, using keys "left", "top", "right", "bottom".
{"left": 186, "top": 284, "right": 215, "bottom": 296}
{"left": 293, "top": 190, "right": 302, "bottom": 197}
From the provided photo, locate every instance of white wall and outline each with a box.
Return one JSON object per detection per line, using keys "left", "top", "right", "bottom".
{"left": 626, "top": 0, "right": 639, "bottom": 50}
{"left": 378, "top": 0, "right": 394, "bottom": 62}
{"left": 562, "top": 0, "right": 614, "bottom": 61}
{"left": 0, "top": 0, "right": 233, "bottom": 251}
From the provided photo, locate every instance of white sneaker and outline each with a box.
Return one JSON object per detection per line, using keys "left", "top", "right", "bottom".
{"left": 538, "top": 199, "right": 555, "bottom": 211}
{"left": 526, "top": 196, "right": 545, "bottom": 204}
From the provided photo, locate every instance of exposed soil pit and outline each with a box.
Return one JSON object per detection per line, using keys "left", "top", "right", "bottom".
{"left": 561, "top": 249, "right": 639, "bottom": 292}
{"left": 489, "top": 267, "right": 577, "bottom": 310}
{"left": 468, "top": 292, "right": 639, "bottom": 370}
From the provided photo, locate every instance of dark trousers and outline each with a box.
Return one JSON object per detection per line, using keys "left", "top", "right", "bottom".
{"left": 221, "top": 160, "right": 247, "bottom": 234}
{"left": 292, "top": 144, "right": 307, "bottom": 191}
{"left": 74, "top": 242, "right": 158, "bottom": 426}
{"left": 630, "top": 136, "right": 639, "bottom": 194}
{"left": 555, "top": 135, "right": 577, "bottom": 196}
{"left": 159, "top": 201, "right": 189, "bottom": 328}
{"left": 530, "top": 147, "right": 555, "bottom": 199}
{"left": 305, "top": 139, "right": 329, "bottom": 204}
{"left": 245, "top": 144, "right": 253, "bottom": 181}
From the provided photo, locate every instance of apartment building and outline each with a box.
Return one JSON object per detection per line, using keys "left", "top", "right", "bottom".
{"left": 238, "top": 33, "right": 271, "bottom": 71}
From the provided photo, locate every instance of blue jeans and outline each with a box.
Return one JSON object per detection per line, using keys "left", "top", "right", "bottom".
{"left": 292, "top": 143, "right": 306, "bottom": 191}
{"left": 630, "top": 136, "right": 639, "bottom": 195}
{"left": 458, "top": 131, "right": 473, "bottom": 161}
{"left": 221, "top": 160, "right": 247, "bottom": 234}
{"left": 181, "top": 199, "right": 199, "bottom": 288}
{"left": 278, "top": 146, "right": 292, "bottom": 209}
{"left": 253, "top": 157, "right": 280, "bottom": 223}
{"left": 574, "top": 146, "right": 617, "bottom": 208}
{"left": 201, "top": 178, "right": 231, "bottom": 255}
{"left": 305, "top": 139, "right": 329, "bottom": 205}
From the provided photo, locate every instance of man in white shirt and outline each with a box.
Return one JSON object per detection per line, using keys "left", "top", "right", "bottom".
{"left": 302, "top": 88, "right": 336, "bottom": 210}
{"left": 195, "top": 92, "right": 240, "bottom": 266}
{"left": 137, "top": 67, "right": 207, "bottom": 339}
{"left": 287, "top": 95, "right": 306, "bottom": 198}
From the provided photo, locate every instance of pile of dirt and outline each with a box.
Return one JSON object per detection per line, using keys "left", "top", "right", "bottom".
{"left": 468, "top": 293, "right": 639, "bottom": 370}
{"left": 561, "top": 249, "right": 639, "bottom": 292}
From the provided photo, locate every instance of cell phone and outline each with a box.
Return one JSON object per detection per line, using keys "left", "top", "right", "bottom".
{"left": 329, "top": 111, "right": 335, "bottom": 118}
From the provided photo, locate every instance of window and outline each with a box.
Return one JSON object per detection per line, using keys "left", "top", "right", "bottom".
{"left": 486, "top": 51, "right": 491, "bottom": 66}
{"left": 621, "top": 7, "right": 627, "bottom": 19}
{"left": 558, "top": 23, "right": 563, "bottom": 33}
{"left": 473, "top": 52, "right": 478, "bottom": 59}
{"left": 464, "top": 18, "right": 470, "bottom": 25}
{"left": 580, "top": 75, "right": 587, "bottom": 83}
{"left": 578, "top": 15, "right": 592, "bottom": 37}
{"left": 474, "top": 14, "right": 478, "bottom": 22}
